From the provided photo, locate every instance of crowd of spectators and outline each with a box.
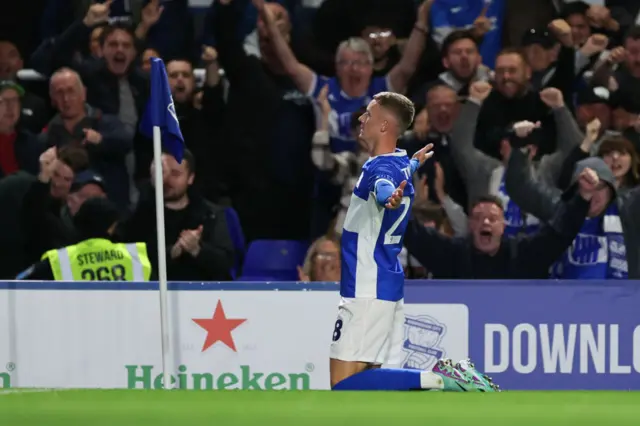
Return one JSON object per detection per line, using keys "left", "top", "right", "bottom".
{"left": 1, "top": 0, "right": 639, "bottom": 282}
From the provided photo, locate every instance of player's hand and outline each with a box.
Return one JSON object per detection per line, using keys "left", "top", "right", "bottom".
{"left": 385, "top": 180, "right": 406, "bottom": 209}
{"left": 577, "top": 167, "right": 600, "bottom": 200}
{"left": 412, "top": 143, "right": 434, "bottom": 167}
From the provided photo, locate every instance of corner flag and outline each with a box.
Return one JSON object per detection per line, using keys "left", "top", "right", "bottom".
{"left": 140, "top": 57, "right": 185, "bottom": 163}
{"left": 140, "top": 56, "right": 182, "bottom": 390}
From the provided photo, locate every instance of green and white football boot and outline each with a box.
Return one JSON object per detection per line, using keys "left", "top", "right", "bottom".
{"left": 455, "top": 358, "right": 501, "bottom": 392}
{"left": 431, "top": 358, "right": 473, "bottom": 391}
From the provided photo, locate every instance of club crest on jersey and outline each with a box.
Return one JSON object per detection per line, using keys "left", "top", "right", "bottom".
{"left": 401, "top": 315, "right": 446, "bottom": 371}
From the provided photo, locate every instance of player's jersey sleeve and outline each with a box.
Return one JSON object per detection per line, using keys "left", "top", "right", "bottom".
{"left": 366, "top": 161, "right": 399, "bottom": 192}
{"left": 367, "top": 158, "right": 407, "bottom": 206}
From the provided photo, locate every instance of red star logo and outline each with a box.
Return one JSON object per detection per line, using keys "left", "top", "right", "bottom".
{"left": 192, "top": 301, "right": 246, "bottom": 352}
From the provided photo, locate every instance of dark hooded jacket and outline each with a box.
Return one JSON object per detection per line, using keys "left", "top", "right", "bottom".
{"left": 505, "top": 149, "right": 640, "bottom": 278}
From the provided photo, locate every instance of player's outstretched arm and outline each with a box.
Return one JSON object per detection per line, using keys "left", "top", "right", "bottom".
{"left": 383, "top": 181, "right": 406, "bottom": 209}
{"left": 410, "top": 143, "right": 434, "bottom": 174}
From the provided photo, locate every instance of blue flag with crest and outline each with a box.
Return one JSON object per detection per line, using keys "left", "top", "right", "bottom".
{"left": 140, "top": 57, "right": 185, "bottom": 163}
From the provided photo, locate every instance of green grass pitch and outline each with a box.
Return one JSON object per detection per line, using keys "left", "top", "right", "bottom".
{"left": 0, "top": 389, "right": 638, "bottom": 425}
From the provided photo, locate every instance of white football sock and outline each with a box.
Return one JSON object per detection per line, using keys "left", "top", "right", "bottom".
{"left": 420, "top": 370, "right": 444, "bottom": 390}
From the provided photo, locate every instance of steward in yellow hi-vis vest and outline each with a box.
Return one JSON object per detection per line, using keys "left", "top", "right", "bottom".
{"left": 17, "top": 197, "right": 152, "bottom": 281}
{"left": 42, "top": 238, "right": 151, "bottom": 281}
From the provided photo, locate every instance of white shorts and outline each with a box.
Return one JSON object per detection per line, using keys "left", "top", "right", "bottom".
{"left": 329, "top": 297, "right": 404, "bottom": 365}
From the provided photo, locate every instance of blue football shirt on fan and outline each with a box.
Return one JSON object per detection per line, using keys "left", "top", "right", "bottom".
{"left": 307, "top": 73, "right": 391, "bottom": 153}
{"left": 340, "top": 150, "right": 415, "bottom": 302}
{"left": 430, "top": 0, "right": 505, "bottom": 68}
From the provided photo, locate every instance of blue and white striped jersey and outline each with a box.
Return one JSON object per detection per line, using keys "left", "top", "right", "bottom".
{"left": 340, "top": 149, "right": 415, "bottom": 302}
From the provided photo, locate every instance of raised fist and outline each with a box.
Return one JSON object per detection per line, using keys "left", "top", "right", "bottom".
{"left": 580, "top": 34, "right": 609, "bottom": 57}
{"left": 38, "top": 146, "right": 58, "bottom": 182}
{"left": 141, "top": 0, "right": 164, "bottom": 27}
{"left": 471, "top": 3, "right": 491, "bottom": 38}
{"left": 585, "top": 118, "right": 601, "bottom": 143}
{"left": 587, "top": 5, "right": 611, "bottom": 28}
{"left": 607, "top": 47, "right": 626, "bottom": 65}
{"left": 539, "top": 87, "right": 564, "bottom": 109}
{"left": 578, "top": 168, "right": 600, "bottom": 200}
{"left": 548, "top": 19, "right": 572, "bottom": 45}
{"left": 83, "top": 0, "right": 112, "bottom": 27}
{"left": 201, "top": 45, "right": 218, "bottom": 64}
{"left": 469, "top": 81, "right": 492, "bottom": 103}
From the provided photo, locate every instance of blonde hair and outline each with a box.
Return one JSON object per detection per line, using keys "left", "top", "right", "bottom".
{"left": 301, "top": 236, "right": 340, "bottom": 281}
{"left": 373, "top": 91, "right": 416, "bottom": 134}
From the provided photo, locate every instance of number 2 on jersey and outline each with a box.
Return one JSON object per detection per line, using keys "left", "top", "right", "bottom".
{"left": 384, "top": 197, "right": 410, "bottom": 245}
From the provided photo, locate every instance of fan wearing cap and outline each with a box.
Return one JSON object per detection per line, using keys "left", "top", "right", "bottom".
{"left": 57, "top": 170, "right": 109, "bottom": 245}
{"left": 558, "top": 128, "right": 640, "bottom": 193}
{"left": 0, "top": 80, "right": 42, "bottom": 179}
{"left": 505, "top": 126, "right": 640, "bottom": 279}
{"left": 521, "top": 26, "right": 574, "bottom": 94}
{"left": 575, "top": 85, "right": 612, "bottom": 137}
{"left": 591, "top": 27, "right": 640, "bottom": 112}
{"left": 66, "top": 170, "right": 107, "bottom": 215}
{"left": 17, "top": 197, "right": 151, "bottom": 281}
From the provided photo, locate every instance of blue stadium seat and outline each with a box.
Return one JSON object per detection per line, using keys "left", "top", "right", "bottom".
{"left": 240, "top": 240, "right": 309, "bottom": 281}
{"left": 224, "top": 207, "right": 246, "bottom": 279}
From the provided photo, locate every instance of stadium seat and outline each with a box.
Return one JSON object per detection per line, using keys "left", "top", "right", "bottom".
{"left": 240, "top": 240, "right": 309, "bottom": 281}
{"left": 224, "top": 207, "right": 246, "bottom": 279}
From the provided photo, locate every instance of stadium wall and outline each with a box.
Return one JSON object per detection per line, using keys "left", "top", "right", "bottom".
{"left": 0, "top": 280, "right": 638, "bottom": 391}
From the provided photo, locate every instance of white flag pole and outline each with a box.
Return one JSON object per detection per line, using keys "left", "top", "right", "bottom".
{"left": 153, "top": 125, "right": 172, "bottom": 390}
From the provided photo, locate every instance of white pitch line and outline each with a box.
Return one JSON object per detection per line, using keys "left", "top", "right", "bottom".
{"left": 0, "top": 388, "right": 69, "bottom": 395}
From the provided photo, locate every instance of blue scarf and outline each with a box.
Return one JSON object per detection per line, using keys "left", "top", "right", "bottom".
{"left": 497, "top": 174, "right": 540, "bottom": 237}
{"left": 552, "top": 203, "right": 628, "bottom": 279}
